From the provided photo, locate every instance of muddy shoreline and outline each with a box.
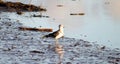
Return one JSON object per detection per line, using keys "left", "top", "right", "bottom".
{"left": 0, "top": 13, "right": 120, "bottom": 64}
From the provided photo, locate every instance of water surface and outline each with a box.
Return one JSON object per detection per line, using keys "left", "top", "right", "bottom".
{"left": 5, "top": 0, "right": 120, "bottom": 48}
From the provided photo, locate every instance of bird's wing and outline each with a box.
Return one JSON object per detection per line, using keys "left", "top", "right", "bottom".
{"left": 49, "top": 30, "right": 60, "bottom": 37}
{"left": 43, "top": 30, "right": 60, "bottom": 38}
{"left": 53, "top": 30, "right": 60, "bottom": 34}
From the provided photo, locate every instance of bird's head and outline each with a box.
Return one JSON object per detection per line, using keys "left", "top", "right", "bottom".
{"left": 59, "top": 24, "right": 64, "bottom": 29}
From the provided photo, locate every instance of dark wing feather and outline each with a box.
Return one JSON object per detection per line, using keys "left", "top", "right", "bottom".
{"left": 44, "top": 30, "right": 60, "bottom": 38}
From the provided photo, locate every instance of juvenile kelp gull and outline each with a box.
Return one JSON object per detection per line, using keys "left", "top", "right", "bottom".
{"left": 42, "top": 24, "right": 64, "bottom": 39}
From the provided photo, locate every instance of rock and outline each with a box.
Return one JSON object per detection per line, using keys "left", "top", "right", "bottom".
{"left": 0, "top": 27, "right": 2, "bottom": 30}
{"left": 74, "top": 42, "right": 81, "bottom": 47}
{"left": 16, "top": 11, "right": 24, "bottom": 15}
{"left": 30, "top": 50, "right": 45, "bottom": 54}
{"left": 100, "top": 46, "right": 106, "bottom": 50}
{"left": 3, "top": 48, "right": 11, "bottom": 51}
{"left": 84, "top": 44, "right": 92, "bottom": 47}
{"left": 66, "top": 62, "right": 72, "bottom": 64}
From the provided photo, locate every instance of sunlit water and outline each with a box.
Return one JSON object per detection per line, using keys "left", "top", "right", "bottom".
{"left": 5, "top": 0, "right": 120, "bottom": 48}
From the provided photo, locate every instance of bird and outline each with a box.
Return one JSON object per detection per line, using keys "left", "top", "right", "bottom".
{"left": 42, "top": 24, "right": 64, "bottom": 40}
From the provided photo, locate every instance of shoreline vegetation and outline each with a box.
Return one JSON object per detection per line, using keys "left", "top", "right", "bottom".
{"left": 19, "top": 27, "right": 53, "bottom": 32}
{"left": 0, "top": 0, "right": 46, "bottom": 12}
{"left": 0, "top": 12, "right": 120, "bottom": 64}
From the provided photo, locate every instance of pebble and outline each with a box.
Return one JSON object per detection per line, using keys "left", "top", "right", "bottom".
{"left": 66, "top": 62, "right": 72, "bottom": 64}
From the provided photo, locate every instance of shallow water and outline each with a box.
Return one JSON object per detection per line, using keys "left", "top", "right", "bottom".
{"left": 5, "top": 0, "right": 120, "bottom": 48}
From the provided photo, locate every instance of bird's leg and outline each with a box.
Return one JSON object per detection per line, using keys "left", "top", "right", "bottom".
{"left": 61, "top": 36, "right": 64, "bottom": 40}
{"left": 55, "top": 39, "right": 64, "bottom": 64}
{"left": 55, "top": 39, "right": 59, "bottom": 46}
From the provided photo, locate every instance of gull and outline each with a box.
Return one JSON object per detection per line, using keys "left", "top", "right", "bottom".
{"left": 42, "top": 24, "right": 64, "bottom": 40}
